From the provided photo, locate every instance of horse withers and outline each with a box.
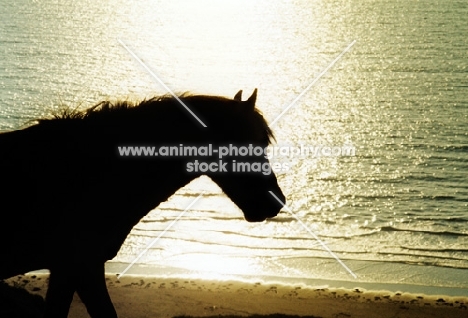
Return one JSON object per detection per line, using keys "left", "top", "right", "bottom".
{"left": 0, "top": 89, "right": 286, "bottom": 317}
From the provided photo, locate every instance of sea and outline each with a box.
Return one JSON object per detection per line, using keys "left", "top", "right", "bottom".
{"left": 1, "top": 0, "right": 467, "bottom": 296}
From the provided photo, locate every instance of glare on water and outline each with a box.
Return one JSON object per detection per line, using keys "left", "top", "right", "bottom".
{"left": 1, "top": 0, "right": 468, "bottom": 291}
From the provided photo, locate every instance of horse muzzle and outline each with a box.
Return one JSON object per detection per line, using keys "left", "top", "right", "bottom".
{"left": 244, "top": 193, "right": 285, "bottom": 222}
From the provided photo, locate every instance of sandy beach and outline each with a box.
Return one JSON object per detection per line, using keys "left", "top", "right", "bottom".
{"left": 2, "top": 273, "right": 467, "bottom": 318}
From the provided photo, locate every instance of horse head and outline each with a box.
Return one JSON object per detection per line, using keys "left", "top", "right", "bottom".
{"left": 192, "top": 89, "right": 286, "bottom": 222}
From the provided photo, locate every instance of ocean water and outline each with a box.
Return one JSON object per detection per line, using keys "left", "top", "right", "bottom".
{"left": 1, "top": 0, "right": 467, "bottom": 294}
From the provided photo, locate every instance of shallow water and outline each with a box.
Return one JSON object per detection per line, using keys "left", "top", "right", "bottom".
{"left": 1, "top": 0, "right": 467, "bottom": 293}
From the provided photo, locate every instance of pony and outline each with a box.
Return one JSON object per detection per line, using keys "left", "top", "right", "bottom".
{"left": 0, "top": 89, "right": 286, "bottom": 318}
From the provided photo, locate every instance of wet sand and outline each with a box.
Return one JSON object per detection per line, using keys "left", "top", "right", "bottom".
{"left": 2, "top": 273, "right": 467, "bottom": 318}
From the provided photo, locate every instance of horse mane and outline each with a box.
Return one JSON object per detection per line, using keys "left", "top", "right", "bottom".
{"left": 39, "top": 94, "right": 275, "bottom": 144}
{"left": 45, "top": 95, "right": 175, "bottom": 121}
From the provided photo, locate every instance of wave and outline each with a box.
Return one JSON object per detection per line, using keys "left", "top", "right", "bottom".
{"left": 378, "top": 226, "right": 468, "bottom": 237}
{"left": 267, "top": 254, "right": 468, "bottom": 270}
{"left": 402, "top": 246, "right": 468, "bottom": 254}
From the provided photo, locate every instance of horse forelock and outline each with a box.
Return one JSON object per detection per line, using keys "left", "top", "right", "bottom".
{"left": 253, "top": 109, "right": 275, "bottom": 145}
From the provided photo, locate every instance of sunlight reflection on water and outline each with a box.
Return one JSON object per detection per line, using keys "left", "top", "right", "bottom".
{"left": 2, "top": 0, "right": 468, "bottom": 291}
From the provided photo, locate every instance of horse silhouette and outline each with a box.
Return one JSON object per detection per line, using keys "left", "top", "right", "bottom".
{"left": 0, "top": 89, "right": 286, "bottom": 318}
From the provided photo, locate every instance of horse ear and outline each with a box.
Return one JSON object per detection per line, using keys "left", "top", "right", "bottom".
{"left": 244, "top": 88, "right": 257, "bottom": 110}
{"left": 234, "top": 90, "right": 243, "bottom": 101}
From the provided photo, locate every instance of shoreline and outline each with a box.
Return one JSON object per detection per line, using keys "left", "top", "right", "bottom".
{"left": 104, "top": 262, "right": 468, "bottom": 297}
{"left": 4, "top": 273, "right": 467, "bottom": 318}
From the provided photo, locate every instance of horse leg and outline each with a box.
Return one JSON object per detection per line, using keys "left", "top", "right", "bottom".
{"left": 44, "top": 267, "right": 76, "bottom": 318}
{"left": 76, "top": 262, "right": 117, "bottom": 318}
